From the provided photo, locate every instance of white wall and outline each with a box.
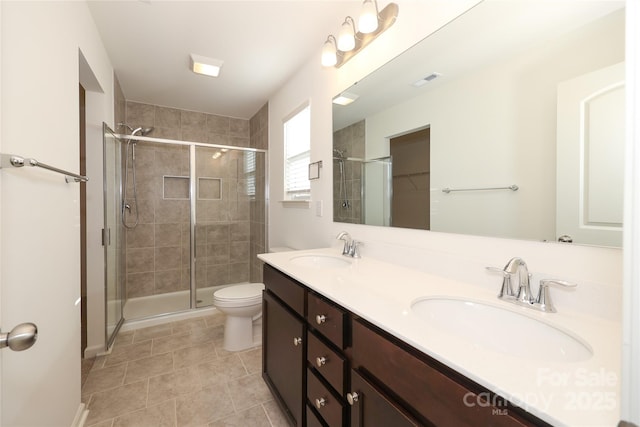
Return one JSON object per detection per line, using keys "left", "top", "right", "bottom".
{"left": 622, "top": 0, "right": 640, "bottom": 423}
{"left": 268, "top": 0, "right": 622, "bottom": 321}
{"left": 1, "top": 1, "right": 113, "bottom": 425}
{"left": 0, "top": 0, "right": 4, "bottom": 419}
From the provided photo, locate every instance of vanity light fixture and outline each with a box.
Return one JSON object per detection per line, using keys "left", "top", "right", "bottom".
{"left": 321, "top": 1, "right": 398, "bottom": 68}
{"left": 321, "top": 36, "right": 338, "bottom": 67}
{"left": 190, "top": 54, "right": 223, "bottom": 77}
{"left": 211, "top": 148, "right": 228, "bottom": 160}
{"left": 337, "top": 16, "right": 357, "bottom": 51}
{"left": 332, "top": 92, "right": 359, "bottom": 106}
{"left": 358, "top": 0, "right": 379, "bottom": 34}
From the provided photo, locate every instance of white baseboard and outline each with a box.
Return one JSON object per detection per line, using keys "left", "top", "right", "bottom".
{"left": 70, "top": 403, "right": 89, "bottom": 427}
{"left": 83, "top": 344, "right": 106, "bottom": 359}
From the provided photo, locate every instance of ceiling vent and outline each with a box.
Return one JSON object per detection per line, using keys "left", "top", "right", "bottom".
{"left": 412, "top": 72, "right": 441, "bottom": 87}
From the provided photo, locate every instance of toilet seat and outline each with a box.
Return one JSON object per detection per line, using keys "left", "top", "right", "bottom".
{"left": 213, "top": 283, "right": 264, "bottom": 306}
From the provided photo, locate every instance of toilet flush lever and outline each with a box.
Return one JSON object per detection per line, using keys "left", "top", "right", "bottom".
{"left": 0, "top": 322, "right": 38, "bottom": 351}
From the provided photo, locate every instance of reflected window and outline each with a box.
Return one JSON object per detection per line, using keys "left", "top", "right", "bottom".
{"left": 284, "top": 104, "right": 311, "bottom": 200}
{"left": 245, "top": 151, "right": 256, "bottom": 198}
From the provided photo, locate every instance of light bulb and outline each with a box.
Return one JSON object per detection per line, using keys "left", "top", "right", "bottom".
{"left": 358, "top": 0, "right": 378, "bottom": 34}
{"left": 337, "top": 17, "right": 356, "bottom": 52}
{"left": 321, "top": 36, "right": 337, "bottom": 67}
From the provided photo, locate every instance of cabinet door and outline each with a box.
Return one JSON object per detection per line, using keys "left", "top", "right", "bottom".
{"left": 348, "top": 370, "right": 420, "bottom": 427}
{"left": 263, "top": 291, "right": 305, "bottom": 426}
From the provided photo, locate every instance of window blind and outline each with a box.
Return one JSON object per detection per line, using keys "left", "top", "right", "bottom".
{"left": 244, "top": 151, "right": 256, "bottom": 197}
{"left": 284, "top": 105, "right": 311, "bottom": 200}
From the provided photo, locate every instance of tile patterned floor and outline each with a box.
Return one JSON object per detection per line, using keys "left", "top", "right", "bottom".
{"left": 82, "top": 312, "right": 289, "bottom": 427}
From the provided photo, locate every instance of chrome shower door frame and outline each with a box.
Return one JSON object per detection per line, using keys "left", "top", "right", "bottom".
{"left": 103, "top": 123, "right": 126, "bottom": 350}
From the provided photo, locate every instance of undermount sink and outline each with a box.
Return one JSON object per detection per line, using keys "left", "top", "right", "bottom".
{"left": 411, "top": 297, "right": 592, "bottom": 363}
{"left": 289, "top": 254, "right": 352, "bottom": 269}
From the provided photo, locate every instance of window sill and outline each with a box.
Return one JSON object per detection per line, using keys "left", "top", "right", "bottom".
{"left": 280, "top": 200, "right": 311, "bottom": 209}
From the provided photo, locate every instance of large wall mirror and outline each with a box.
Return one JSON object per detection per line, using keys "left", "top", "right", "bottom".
{"left": 332, "top": 0, "right": 625, "bottom": 247}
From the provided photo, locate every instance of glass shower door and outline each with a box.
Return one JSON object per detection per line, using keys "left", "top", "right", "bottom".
{"left": 103, "top": 124, "right": 125, "bottom": 348}
{"left": 193, "top": 146, "right": 261, "bottom": 308}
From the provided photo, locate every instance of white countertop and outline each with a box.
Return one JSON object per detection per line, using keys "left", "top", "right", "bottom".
{"left": 258, "top": 247, "right": 621, "bottom": 427}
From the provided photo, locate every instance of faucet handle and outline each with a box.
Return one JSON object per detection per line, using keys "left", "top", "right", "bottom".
{"left": 349, "top": 240, "right": 363, "bottom": 258}
{"left": 535, "top": 279, "right": 577, "bottom": 313}
{"left": 336, "top": 231, "right": 351, "bottom": 255}
{"left": 336, "top": 231, "right": 350, "bottom": 240}
{"left": 486, "top": 266, "right": 515, "bottom": 298}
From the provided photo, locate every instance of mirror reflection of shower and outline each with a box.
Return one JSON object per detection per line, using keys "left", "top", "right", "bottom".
{"left": 333, "top": 148, "right": 350, "bottom": 209}
{"left": 118, "top": 123, "right": 154, "bottom": 229}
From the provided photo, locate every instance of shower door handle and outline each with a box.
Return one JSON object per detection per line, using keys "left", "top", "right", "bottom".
{"left": 0, "top": 323, "right": 38, "bottom": 351}
{"left": 193, "top": 229, "right": 197, "bottom": 259}
{"left": 102, "top": 228, "right": 111, "bottom": 246}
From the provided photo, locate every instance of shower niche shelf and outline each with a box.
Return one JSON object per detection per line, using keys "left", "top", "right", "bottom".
{"left": 197, "top": 177, "right": 222, "bottom": 200}
{"left": 163, "top": 175, "right": 189, "bottom": 200}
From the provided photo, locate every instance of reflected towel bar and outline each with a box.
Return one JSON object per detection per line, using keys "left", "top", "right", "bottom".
{"left": 442, "top": 184, "right": 518, "bottom": 193}
{"left": 0, "top": 154, "right": 88, "bottom": 183}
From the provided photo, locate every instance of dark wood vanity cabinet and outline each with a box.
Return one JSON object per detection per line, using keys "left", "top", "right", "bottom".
{"left": 262, "top": 265, "right": 306, "bottom": 426}
{"left": 263, "top": 265, "right": 551, "bottom": 427}
{"left": 347, "top": 369, "right": 420, "bottom": 427}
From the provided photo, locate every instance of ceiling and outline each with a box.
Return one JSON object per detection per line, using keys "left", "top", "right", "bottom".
{"left": 87, "top": 1, "right": 363, "bottom": 119}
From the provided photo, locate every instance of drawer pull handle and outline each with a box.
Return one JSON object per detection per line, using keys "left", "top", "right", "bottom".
{"left": 316, "top": 314, "right": 327, "bottom": 324}
{"left": 347, "top": 392, "right": 359, "bottom": 406}
{"left": 293, "top": 337, "right": 302, "bottom": 346}
{"left": 316, "top": 356, "right": 327, "bottom": 367}
{"left": 315, "top": 397, "right": 326, "bottom": 409}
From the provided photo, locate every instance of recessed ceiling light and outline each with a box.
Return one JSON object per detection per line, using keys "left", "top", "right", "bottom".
{"left": 333, "top": 92, "right": 359, "bottom": 106}
{"left": 190, "top": 54, "right": 223, "bottom": 77}
{"left": 412, "top": 72, "right": 442, "bottom": 87}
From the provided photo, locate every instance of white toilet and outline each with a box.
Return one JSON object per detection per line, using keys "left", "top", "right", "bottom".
{"left": 213, "top": 282, "right": 265, "bottom": 351}
{"left": 213, "top": 247, "right": 294, "bottom": 352}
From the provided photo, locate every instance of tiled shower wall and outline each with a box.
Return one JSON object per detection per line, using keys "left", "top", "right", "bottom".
{"left": 333, "top": 120, "right": 364, "bottom": 223}
{"left": 122, "top": 101, "right": 267, "bottom": 300}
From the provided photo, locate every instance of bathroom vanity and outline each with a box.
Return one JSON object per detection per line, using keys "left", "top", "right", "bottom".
{"left": 263, "top": 263, "right": 544, "bottom": 426}
{"left": 259, "top": 249, "right": 620, "bottom": 427}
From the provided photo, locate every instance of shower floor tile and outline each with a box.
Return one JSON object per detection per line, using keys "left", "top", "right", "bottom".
{"left": 83, "top": 311, "right": 285, "bottom": 427}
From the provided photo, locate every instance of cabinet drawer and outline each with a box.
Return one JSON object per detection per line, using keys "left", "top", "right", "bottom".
{"left": 307, "top": 292, "right": 346, "bottom": 348}
{"left": 307, "top": 331, "right": 346, "bottom": 394}
{"left": 263, "top": 264, "right": 305, "bottom": 316}
{"left": 351, "top": 318, "right": 542, "bottom": 427}
{"left": 307, "top": 368, "right": 345, "bottom": 427}
{"left": 306, "top": 405, "right": 326, "bottom": 427}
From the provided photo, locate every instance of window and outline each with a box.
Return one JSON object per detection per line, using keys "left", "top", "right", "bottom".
{"left": 244, "top": 151, "right": 256, "bottom": 198}
{"left": 284, "top": 104, "right": 311, "bottom": 200}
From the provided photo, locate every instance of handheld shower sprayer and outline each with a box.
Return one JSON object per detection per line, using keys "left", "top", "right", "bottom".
{"left": 119, "top": 124, "right": 154, "bottom": 229}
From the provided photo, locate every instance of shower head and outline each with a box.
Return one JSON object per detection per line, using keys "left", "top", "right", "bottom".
{"left": 117, "top": 123, "right": 153, "bottom": 138}
{"left": 333, "top": 148, "right": 346, "bottom": 159}
{"left": 117, "top": 122, "right": 134, "bottom": 132}
{"left": 131, "top": 127, "right": 154, "bottom": 137}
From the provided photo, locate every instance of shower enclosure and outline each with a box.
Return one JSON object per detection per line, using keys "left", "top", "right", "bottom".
{"left": 333, "top": 155, "right": 392, "bottom": 226}
{"left": 103, "top": 124, "right": 267, "bottom": 347}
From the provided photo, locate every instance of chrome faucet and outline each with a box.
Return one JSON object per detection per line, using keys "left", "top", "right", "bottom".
{"left": 336, "top": 231, "right": 351, "bottom": 255}
{"left": 506, "top": 257, "right": 534, "bottom": 304}
{"left": 336, "top": 231, "right": 363, "bottom": 258}
{"left": 487, "top": 257, "right": 577, "bottom": 313}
